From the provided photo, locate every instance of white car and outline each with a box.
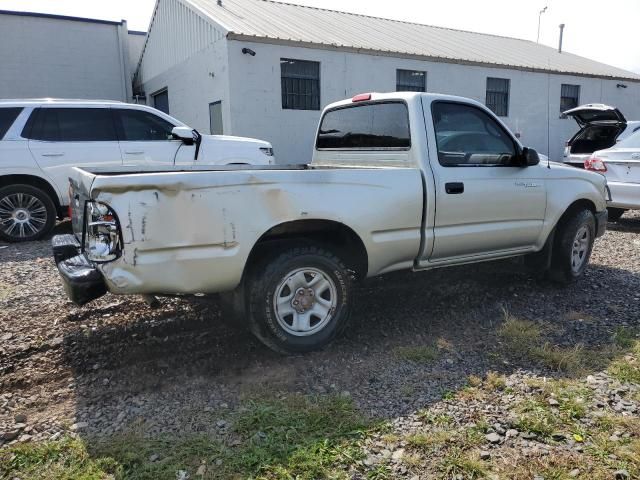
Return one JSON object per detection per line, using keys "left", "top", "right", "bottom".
{"left": 0, "top": 99, "right": 274, "bottom": 242}
{"left": 562, "top": 103, "right": 640, "bottom": 168}
{"left": 585, "top": 129, "right": 640, "bottom": 221}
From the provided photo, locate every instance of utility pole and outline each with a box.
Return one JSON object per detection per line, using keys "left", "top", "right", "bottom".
{"left": 537, "top": 6, "right": 548, "bottom": 43}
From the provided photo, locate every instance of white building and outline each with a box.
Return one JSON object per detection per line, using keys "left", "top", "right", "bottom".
{"left": 0, "top": 10, "right": 146, "bottom": 102}
{"left": 136, "top": 0, "right": 640, "bottom": 163}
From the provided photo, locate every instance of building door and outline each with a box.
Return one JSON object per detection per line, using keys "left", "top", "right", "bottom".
{"left": 152, "top": 89, "right": 169, "bottom": 114}
{"left": 209, "top": 101, "right": 223, "bottom": 135}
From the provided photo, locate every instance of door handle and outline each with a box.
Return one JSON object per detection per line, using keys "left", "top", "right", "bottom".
{"left": 124, "top": 151, "right": 144, "bottom": 155}
{"left": 41, "top": 153, "right": 64, "bottom": 157}
{"left": 445, "top": 182, "right": 464, "bottom": 194}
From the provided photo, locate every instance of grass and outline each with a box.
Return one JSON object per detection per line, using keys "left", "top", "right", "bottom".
{"left": 0, "top": 395, "right": 371, "bottom": 480}
{"left": 392, "top": 345, "right": 440, "bottom": 364}
{"left": 498, "top": 312, "right": 543, "bottom": 355}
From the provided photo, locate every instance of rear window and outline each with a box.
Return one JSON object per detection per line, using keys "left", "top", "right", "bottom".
{"left": 570, "top": 124, "right": 621, "bottom": 154}
{"left": 316, "top": 102, "right": 410, "bottom": 150}
{"left": 0, "top": 108, "right": 23, "bottom": 139}
{"left": 23, "top": 108, "right": 117, "bottom": 141}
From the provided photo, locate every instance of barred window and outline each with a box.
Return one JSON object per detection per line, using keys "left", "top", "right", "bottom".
{"left": 560, "top": 84, "right": 580, "bottom": 114}
{"left": 396, "top": 69, "right": 426, "bottom": 92}
{"left": 281, "top": 59, "right": 320, "bottom": 111}
{"left": 486, "top": 78, "right": 510, "bottom": 117}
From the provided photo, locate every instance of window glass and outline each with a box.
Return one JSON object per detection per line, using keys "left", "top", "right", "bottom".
{"left": 281, "top": 59, "right": 320, "bottom": 111}
{"left": 560, "top": 84, "right": 580, "bottom": 114}
{"left": 0, "top": 108, "right": 23, "bottom": 139}
{"left": 486, "top": 78, "right": 510, "bottom": 117}
{"left": 396, "top": 70, "right": 426, "bottom": 92}
{"left": 432, "top": 102, "right": 517, "bottom": 167}
{"left": 317, "top": 102, "right": 410, "bottom": 149}
{"left": 615, "top": 129, "right": 640, "bottom": 149}
{"left": 115, "top": 109, "right": 175, "bottom": 141}
{"left": 24, "top": 108, "right": 116, "bottom": 141}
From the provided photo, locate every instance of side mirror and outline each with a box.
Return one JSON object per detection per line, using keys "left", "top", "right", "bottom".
{"left": 521, "top": 147, "right": 540, "bottom": 167}
{"left": 171, "top": 126, "right": 198, "bottom": 145}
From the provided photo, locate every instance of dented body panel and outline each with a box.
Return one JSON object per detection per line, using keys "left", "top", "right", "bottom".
{"left": 81, "top": 166, "right": 424, "bottom": 294}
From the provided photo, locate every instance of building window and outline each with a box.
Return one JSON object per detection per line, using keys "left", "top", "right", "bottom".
{"left": 396, "top": 69, "right": 426, "bottom": 92}
{"left": 152, "top": 88, "right": 170, "bottom": 114}
{"left": 560, "top": 84, "right": 580, "bottom": 114}
{"left": 485, "top": 78, "right": 510, "bottom": 117}
{"left": 281, "top": 59, "right": 320, "bottom": 110}
{"left": 209, "top": 101, "right": 223, "bottom": 135}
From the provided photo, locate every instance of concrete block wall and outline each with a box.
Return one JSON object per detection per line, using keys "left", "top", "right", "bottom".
{"left": 226, "top": 40, "right": 640, "bottom": 164}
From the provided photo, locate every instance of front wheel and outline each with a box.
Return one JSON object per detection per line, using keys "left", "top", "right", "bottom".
{"left": 246, "top": 244, "right": 352, "bottom": 354}
{"left": 548, "top": 209, "right": 596, "bottom": 284}
{"left": 0, "top": 184, "right": 56, "bottom": 242}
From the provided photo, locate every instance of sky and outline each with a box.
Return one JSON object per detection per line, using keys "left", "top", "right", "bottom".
{"left": 1, "top": 0, "right": 639, "bottom": 74}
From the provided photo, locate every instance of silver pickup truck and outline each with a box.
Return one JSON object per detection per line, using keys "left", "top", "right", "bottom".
{"left": 53, "top": 92, "right": 609, "bottom": 354}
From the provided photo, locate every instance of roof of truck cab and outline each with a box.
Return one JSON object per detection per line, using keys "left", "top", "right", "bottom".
{"left": 182, "top": 0, "right": 640, "bottom": 82}
{"left": 324, "top": 92, "right": 487, "bottom": 111}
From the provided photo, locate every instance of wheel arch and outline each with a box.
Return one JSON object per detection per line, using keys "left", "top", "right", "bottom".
{"left": 554, "top": 199, "right": 596, "bottom": 230}
{"left": 0, "top": 174, "right": 62, "bottom": 212}
{"left": 244, "top": 219, "right": 369, "bottom": 281}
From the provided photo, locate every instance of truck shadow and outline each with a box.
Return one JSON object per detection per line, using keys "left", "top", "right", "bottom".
{"left": 58, "top": 255, "right": 639, "bottom": 474}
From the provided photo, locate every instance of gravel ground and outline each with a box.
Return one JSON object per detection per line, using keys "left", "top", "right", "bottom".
{"left": 0, "top": 213, "right": 639, "bottom": 449}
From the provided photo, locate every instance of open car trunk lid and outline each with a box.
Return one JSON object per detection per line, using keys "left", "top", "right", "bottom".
{"left": 563, "top": 104, "right": 627, "bottom": 127}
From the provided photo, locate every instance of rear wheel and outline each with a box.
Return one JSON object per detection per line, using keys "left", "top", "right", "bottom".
{"left": 0, "top": 184, "right": 56, "bottom": 242}
{"left": 548, "top": 209, "right": 595, "bottom": 284}
{"left": 245, "top": 244, "right": 352, "bottom": 354}
{"left": 607, "top": 207, "right": 626, "bottom": 222}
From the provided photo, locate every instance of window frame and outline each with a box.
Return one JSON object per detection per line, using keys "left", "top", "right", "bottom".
{"left": 396, "top": 69, "right": 427, "bottom": 93}
{"left": 430, "top": 100, "right": 521, "bottom": 168}
{"left": 560, "top": 84, "right": 580, "bottom": 116}
{"left": 315, "top": 100, "right": 412, "bottom": 152}
{"left": 21, "top": 107, "right": 118, "bottom": 142}
{"left": 485, "top": 77, "right": 510, "bottom": 117}
{"left": 112, "top": 108, "right": 177, "bottom": 142}
{"left": 280, "top": 58, "right": 321, "bottom": 111}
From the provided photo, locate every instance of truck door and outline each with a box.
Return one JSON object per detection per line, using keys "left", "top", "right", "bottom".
{"left": 426, "top": 101, "right": 546, "bottom": 262}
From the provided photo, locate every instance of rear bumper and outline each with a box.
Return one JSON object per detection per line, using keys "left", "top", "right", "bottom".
{"left": 52, "top": 234, "right": 107, "bottom": 306}
{"left": 595, "top": 210, "right": 608, "bottom": 238}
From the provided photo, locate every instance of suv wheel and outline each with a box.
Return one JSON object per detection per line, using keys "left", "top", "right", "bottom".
{"left": 246, "top": 244, "right": 353, "bottom": 354}
{"left": 0, "top": 184, "right": 56, "bottom": 242}
{"left": 548, "top": 209, "right": 595, "bottom": 284}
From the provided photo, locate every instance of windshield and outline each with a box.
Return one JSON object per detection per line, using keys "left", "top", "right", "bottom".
{"left": 617, "top": 129, "right": 640, "bottom": 149}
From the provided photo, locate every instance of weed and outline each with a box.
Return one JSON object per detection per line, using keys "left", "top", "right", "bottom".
{"left": 498, "top": 312, "right": 542, "bottom": 355}
{"left": 393, "top": 345, "right": 439, "bottom": 364}
{"left": 438, "top": 447, "right": 487, "bottom": 479}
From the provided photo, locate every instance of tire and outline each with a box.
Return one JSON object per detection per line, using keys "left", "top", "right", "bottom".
{"left": 0, "top": 184, "right": 56, "bottom": 243}
{"left": 245, "top": 244, "right": 353, "bottom": 354}
{"left": 607, "top": 207, "right": 626, "bottom": 222}
{"left": 548, "top": 209, "right": 596, "bottom": 284}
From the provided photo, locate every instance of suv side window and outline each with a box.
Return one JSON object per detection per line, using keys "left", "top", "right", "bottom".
{"left": 0, "top": 108, "right": 23, "bottom": 139}
{"left": 316, "top": 102, "right": 410, "bottom": 149}
{"left": 114, "top": 109, "right": 175, "bottom": 141}
{"left": 23, "top": 108, "right": 117, "bottom": 141}
{"left": 432, "top": 102, "right": 517, "bottom": 167}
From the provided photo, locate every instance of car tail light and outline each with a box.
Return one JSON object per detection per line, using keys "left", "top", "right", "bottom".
{"left": 83, "top": 201, "right": 122, "bottom": 262}
{"left": 584, "top": 156, "right": 607, "bottom": 172}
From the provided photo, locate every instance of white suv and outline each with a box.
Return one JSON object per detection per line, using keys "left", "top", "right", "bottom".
{"left": 0, "top": 99, "right": 274, "bottom": 242}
